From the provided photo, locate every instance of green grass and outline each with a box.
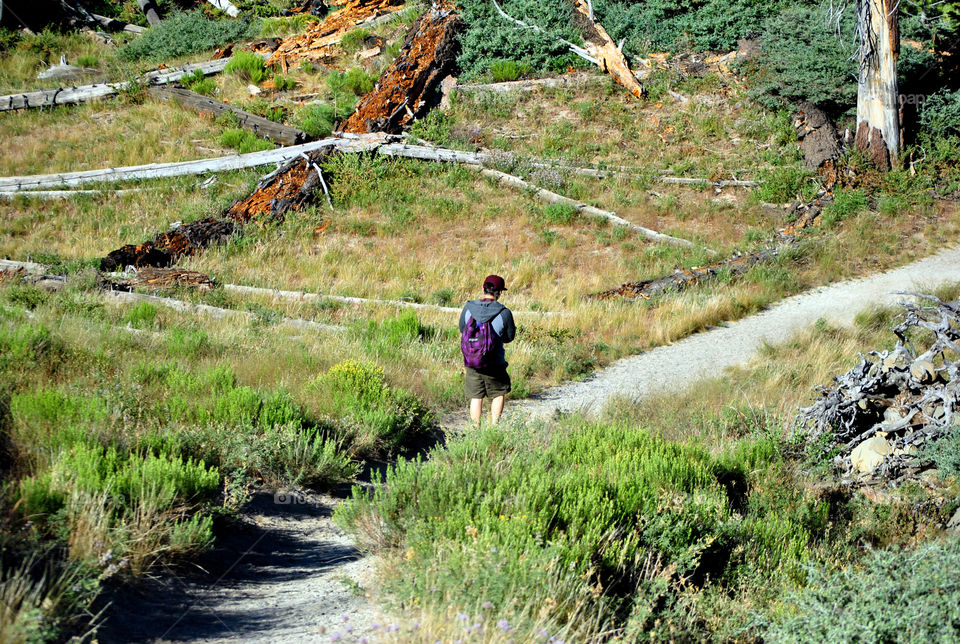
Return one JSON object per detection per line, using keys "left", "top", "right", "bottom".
{"left": 224, "top": 50, "right": 269, "bottom": 84}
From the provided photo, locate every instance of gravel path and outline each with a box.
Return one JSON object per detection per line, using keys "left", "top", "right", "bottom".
{"left": 522, "top": 245, "right": 960, "bottom": 418}
{"left": 98, "top": 490, "right": 385, "bottom": 643}
{"left": 100, "top": 245, "right": 960, "bottom": 643}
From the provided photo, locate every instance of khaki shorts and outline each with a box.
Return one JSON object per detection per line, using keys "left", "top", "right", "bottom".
{"left": 464, "top": 365, "right": 511, "bottom": 400}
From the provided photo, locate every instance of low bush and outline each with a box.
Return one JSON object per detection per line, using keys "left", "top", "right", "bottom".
{"left": 295, "top": 103, "right": 337, "bottom": 138}
{"left": 539, "top": 202, "right": 579, "bottom": 225}
{"left": 922, "top": 425, "right": 960, "bottom": 477}
{"left": 219, "top": 128, "right": 275, "bottom": 153}
{"left": 763, "top": 538, "right": 960, "bottom": 642}
{"left": 336, "top": 421, "right": 828, "bottom": 640}
{"left": 489, "top": 59, "right": 530, "bottom": 82}
{"left": 339, "top": 28, "right": 370, "bottom": 54}
{"left": 755, "top": 165, "right": 816, "bottom": 203}
{"left": 327, "top": 68, "right": 376, "bottom": 96}
{"left": 919, "top": 88, "right": 960, "bottom": 137}
{"left": 314, "top": 360, "right": 431, "bottom": 456}
{"left": 224, "top": 50, "right": 269, "bottom": 83}
{"left": 181, "top": 69, "right": 217, "bottom": 96}
{"left": 272, "top": 73, "right": 296, "bottom": 91}
{"left": 119, "top": 11, "right": 257, "bottom": 62}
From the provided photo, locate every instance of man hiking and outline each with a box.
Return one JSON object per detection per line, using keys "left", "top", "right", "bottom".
{"left": 459, "top": 274, "right": 516, "bottom": 425}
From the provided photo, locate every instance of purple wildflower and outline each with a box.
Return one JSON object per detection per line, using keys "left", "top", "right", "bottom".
{"left": 456, "top": 613, "right": 468, "bottom": 621}
{"left": 497, "top": 619, "right": 512, "bottom": 632}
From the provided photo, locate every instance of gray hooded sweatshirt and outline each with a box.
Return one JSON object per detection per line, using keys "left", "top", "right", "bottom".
{"left": 459, "top": 299, "right": 516, "bottom": 367}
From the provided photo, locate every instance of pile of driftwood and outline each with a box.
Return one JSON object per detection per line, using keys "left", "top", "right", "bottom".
{"left": 796, "top": 294, "right": 960, "bottom": 486}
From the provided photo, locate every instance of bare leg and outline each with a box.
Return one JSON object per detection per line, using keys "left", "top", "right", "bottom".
{"left": 490, "top": 395, "right": 505, "bottom": 424}
{"left": 470, "top": 398, "right": 483, "bottom": 425}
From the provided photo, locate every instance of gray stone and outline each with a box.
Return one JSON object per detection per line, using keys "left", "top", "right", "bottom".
{"left": 850, "top": 435, "right": 892, "bottom": 473}
{"left": 910, "top": 359, "right": 937, "bottom": 384}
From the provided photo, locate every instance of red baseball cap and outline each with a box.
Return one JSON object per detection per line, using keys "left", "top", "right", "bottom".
{"left": 483, "top": 274, "right": 507, "bottom": 291}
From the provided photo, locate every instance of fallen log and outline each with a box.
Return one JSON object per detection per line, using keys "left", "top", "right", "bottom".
{"left": 207, "top": 0, "right": 239, "bottom": 17}
{"left": 136, "top": 0, "right": 162, "bottom": 26}
{"left": 225, "top": 147, "right": 335, "bottom": 223}
{"left": 111, "top": 267, "right": 217, "bottom": 291}
{"left": 147, "top": 86, "right": 310, "bottom": 146}
{"left": 591, "top": 246, "right": 782, "bottom": 300}
{"left": 454, "top": 72, "right": 604, "bottom": 95}
{"left": 0, "top": 56, "right": 261, "bottom": 112}
{"left": 339, "top": 1, "right": 463, "bottom": 134}
{"left": 0, "top": 188, "right": 147, "bottom": 200}
{"left": 0, "top": 135, "right": 385, "bottom": 191}
{"left": 105, "top": 290, "right": 343, "bottom": 333}
{"left": 101, "top": 217, "right": 236, "bottom": 271}
{"left": 472, "top": 166, "right": 698, "bottom": 249}
{"left": 268, "top": 0, "right": 406, "bottom": 69}
{"left": 570, "top": 0, "right": 645, "bottom": 98}
{"left": 91, "top": 13, "right": 146, "bottom": 33}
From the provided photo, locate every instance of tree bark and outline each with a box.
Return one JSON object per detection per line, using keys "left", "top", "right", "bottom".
{"left": 148, "top": 86, "right": 310, "bottom": 146}
{"left": 855, "top": 0, "right": 900, "bottom": 169}
{"left": 338, "top": 1, "right": 463, "bottom": 134}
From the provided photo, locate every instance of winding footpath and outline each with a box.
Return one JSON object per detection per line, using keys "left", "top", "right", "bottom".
{"left": 523, "top": 245, "right": 960, "bottom": 417}
{"left": 101, "top": 245, "right": 960, "bottom": 642}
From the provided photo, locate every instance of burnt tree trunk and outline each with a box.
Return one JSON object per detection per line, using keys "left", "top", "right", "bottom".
{"left": 855, "top": 0, "right": 900, "bottom": 169}
{"left": 337, "top": 1, "right": 463, "bottom": 134}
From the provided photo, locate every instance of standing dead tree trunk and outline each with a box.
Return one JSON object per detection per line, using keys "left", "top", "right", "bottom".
{"left": 338, "top": 1, "right": 463, "bottom": 134}
{"left": 855, "top": 0, "right": 900, "bottom": 169}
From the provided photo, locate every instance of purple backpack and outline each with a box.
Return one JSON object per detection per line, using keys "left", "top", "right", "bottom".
{"left": 461, "top": 313, "right": 499, "bottom": 369}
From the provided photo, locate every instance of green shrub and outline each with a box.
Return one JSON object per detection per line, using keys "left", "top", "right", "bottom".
{"left": 763, "top": 538, "right": 960, "bottom": 642}
{"left": 224, "top": 50, "right": 269, "bottom": 83}
{"left": 272, "top": 73, "right": 296, "bottom": 91}
{"left": 0, "top": 323, "right": 63, "bottom": 373}
{"left": 327, "top": 68, "right": 375, "bottom": 96}
{"left": 165, "top": 327, "right": 212, "bottom": 358}
{"left": 219, "top": 128, "right": 275, "bottom": 153}
{"left": 821, "top": 188, "right": 868, "bottom": 229}
{"left": 119, "top": 11, "right": 258, "bottom": 62}
{"left": 4, "top": 284, "right": 48, "bottom": 310}
{"left": 339, "top": 28, "right": 370, "bottom": 54}
{"left": 295, "top": 104, "right": 337, "bottom": 138}
{"left": 314, "top": 359, "right": 431, "bottom": 455}
{"left": 755, "top": 166, "right": 816, "bottom": 203}
{"left": 245, "top": 98, "right": 288, "bottom": 122}
{"left": 336, "top": 422, "right": 822, "bottom": 639}
{"left": 743, "top": 5, "right": 857, "bottom": 114}
{"left": 539, "top": 202, "right": 579, "bottom": 224}
{"left": 919, "top": 88, "right": 960, "bottom": 137}
{"left": 489, "top": 59, "right": 530, "bottom": 82}
{"left": 121, "top": 301, "right": 158, "bottom": 328}
{"left": 922, "top": 425, "right": 960, "bottom": 477}
{"left": 181, "top": 69, "right": 217, "bottom": 96}
{"left": 76, "top": 55, "right": 99, "bottom": 67}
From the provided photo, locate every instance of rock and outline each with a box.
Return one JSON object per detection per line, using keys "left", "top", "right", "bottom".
{"left": 947, "top": 507, "right": 960, "bottom": 534}
{"left": 882, "top": 352, "right": 909, "bottom": 372}
{"left": 910, "top": 359, "right": 937, "bottom": 384}
{"left": 920, "top": 469, "right": 940, "bottom": 483}
{"left": 247, "top": 84, "right": 262, "bottom": 96}
{"left": 892, "top": 445, "right": 918, "bottom": 457}
{"left": 850, "top": 435, "right": 892, "bottom": 473}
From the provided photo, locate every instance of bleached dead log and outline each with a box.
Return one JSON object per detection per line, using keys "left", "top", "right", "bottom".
{"left": 148, "top": 86, "right": 309, "bottom": 146}
{"left": 474, "top": 165, "right": 698, "bottom": 249}
{"left": 659, "top": 177, "right": 758, "bottom": 188}
{"left": 0, "top": 135, "right": 385, "bottom": 191}
{"left": 207, "top": 0, "right": 239, "bottom": 17}
{"left": 136, "top": 0, "right": 162, "bottom": 26}
{"left": 105, "top": 290, "right": 343, "bottom": 333}
{"left": 455, "top": 72, "right": 603, "bottom": 94}
{"left": 221, "top": 283, "right": 564, "bottom": 315}
{"left": 91, "top": 13, "right": 146, "bottom": 33}
{"left": 0, "top": 56, "right": 259, "bottom": 112}
{"left": 0, "top": 189, "right": 146, "bottom": 200}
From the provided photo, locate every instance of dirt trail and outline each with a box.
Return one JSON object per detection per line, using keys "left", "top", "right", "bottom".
{"left": 100, "top": 245, "right": 960, "bottom": 642}
{"left": 522, "top": 245, "right": 960, "bottom": 418}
